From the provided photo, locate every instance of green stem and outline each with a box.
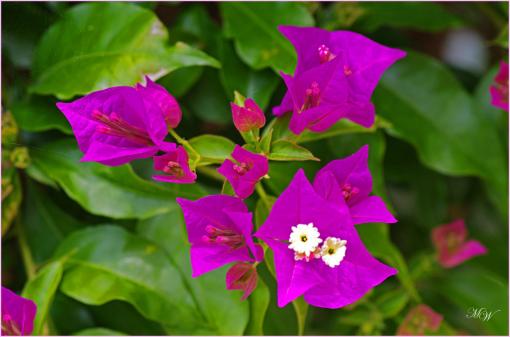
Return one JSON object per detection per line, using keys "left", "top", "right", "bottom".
{"left": 168, "top": 128, "right": 200, "bottom": 159}
{"left": 16, "top": 219, "right": 36, "bottom": 280}
{"left": 196, "top": 166, "right": 224, "bottom": 182}
{"left": 292, "top": 297, "right": 309, "bottom": 336}
{"left": 255, "top": 182, "right": 271, "bottom": 209}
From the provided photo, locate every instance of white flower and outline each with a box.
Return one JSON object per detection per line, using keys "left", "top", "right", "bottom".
{"left": 288, "top": 223, "right": 323, "bottom": 257}
{"left": 320, "top": 237, "right": 347, "bottom": 268}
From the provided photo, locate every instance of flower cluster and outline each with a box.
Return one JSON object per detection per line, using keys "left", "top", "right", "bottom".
{"left": 273, "top": 26, "right": 406, "bottom": 134}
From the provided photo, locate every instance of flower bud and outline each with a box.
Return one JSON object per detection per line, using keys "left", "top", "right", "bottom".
{"left": 231, "top": 94, "right": 265, "bottom": 133}
{"left": 225, "top": 262, "right": 258, "bottom": 300}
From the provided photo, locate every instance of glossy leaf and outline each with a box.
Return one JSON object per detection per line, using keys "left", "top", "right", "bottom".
{"left": 268, "top": 140, "right": 319, "bottom": 162}
{"left": 220, "top": 2, "right": 314, "bottom": 74}
{"left": 11, "top": 96, "right": 72, "bottom": 134}
{"left": 374, "top": 51, "right": 508, "bottom": 215}
{"left": 31, "top": 3, "right": 219, "bottom": 99}
{"left": 245, "top": 277, "right": 270, "bottom": 335}
{"left": 55, "top": 225, "right": 225, "bottom": 334}
{"left": 356, "top": 2, "right": 463, "bottom": 32}
{"left": 137, "top": 211, "right": 250, "bottom": 335}
{"left": 22, "top": 181, "right": 84, "bottom": 263}
{"left": 29, "top": 139, "right": 205, "bottom": 219}
{"left": 73, "top": 327, "right": 126, "bottom": 336}
{"left": 189, "top": 134, "right": 236, "bottom": 164}
{"left": 22, "top": 261, "right": 64, "bottom": 335}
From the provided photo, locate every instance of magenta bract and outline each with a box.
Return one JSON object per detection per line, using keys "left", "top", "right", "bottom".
{"left": 313, "top": 145, "right": 396, "bottom": 225}
{"left": 490, "top": 61, "right": 509, "bottom": 112}
{"left": 56, "top": 77, "right": 178, "bottom": 166}
{"left": 255, "top": 169, "right": 396, "bottom": 308}
{"left": 1, "top": 287, "right": 37, "bottom": 336}
{"left": 431, "top": 219, "right": 487, "bottom": 268}
{"left": 397, "top": 304, "right": 443, "bottom": 335}
{"left": 231, "top": 98, "right": 266, "bottom": 133}
{"left": 152, "top": 146, "right": 197, "bottom": 184}
{"left": 226, "top": 262, "right": 258, "bottom": 300}
{"left": 273, "top": 25, "right": 406, "bottom": 134}
{"left": 136, "top": 76, "right": 182, "bottom": 128}
{"left": 176, "top": 195, "right": 263, "bottom": 277}
{"left": 217, "top": 145, "right": 269, "bottom": 199}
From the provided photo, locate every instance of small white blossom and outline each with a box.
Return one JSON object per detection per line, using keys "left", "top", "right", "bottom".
{"left": 321, "top": 237, "right": 347, "bottom": 268}
{"left": 288, "top": 223, "right": 323, "bottom": 257}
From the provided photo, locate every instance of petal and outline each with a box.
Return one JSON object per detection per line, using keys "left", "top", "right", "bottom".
{"left": 81, "top": 140, "right": 159, "bottom": 166}
{"left": 272, "top": 91, "right": 294, "bottom": 116}
{"left": 176, "top": 195, "right": 247, "bottom": 243}
{"left": 224, "top": 210, "right": 262, "bottom": 262}
{"left": 190, "top": 243, "right": 253, "bottom": 277}
{"left": 349, "top": 196, "right": 397, "bottom": 225}
{"left": 137, "top": 76, "right": 182, "bottom": 128}
{"left": 1, "top": 287, "right": 37, "bottom": 336}
{"left": 289, "top": 104, "right": 345, "bottom": 135}
{"left": 312, "top": 169, "right": 345, "bottom": 205}
{"left": 439, "top": 240, "right": 487, "bottom": 268}
{"left": 314, "top": 145, "right": 372, "bottom": 205}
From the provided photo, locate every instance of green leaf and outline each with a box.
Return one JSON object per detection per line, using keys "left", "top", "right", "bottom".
{"left": 189, "top": 134, "right": 235, "bottom": 164}
{"left": 22, "top": 261, "right": 64, "bottom": 335}
{"left": 156, "top": 66, "right": 204, "bottom": 98}
{"left": 357, "top": 224, "right": 419, "bottom": 303}
{"left": 22, "top": 181, "right": 84, "bottom": 263}
{"left": 29, "top": 138, "right": 205, "bottom": 219}
{"left": 137, "top": 211, "right": 250, "bottom": 335}
{"left": 218, "top": 39, "right": 279, "bottom": 110}
{"left": 374, "top": 288, "right": 409, "bottom": 318}
{"left": 254, "top": 196, "right": 277, "bottom": 228}
{"left": 55, "top": 225, "right": 231, "bottom": 334}
{"left": 73, "top": 327, "right": 126, "bottom": 336}
{"left": 375, "top": 51, "right": 508, "bottom": 215}
{"left": 30, "top": 3, "right": 219, "bottom": 99}
{"left": 11, "top": 96, "right": 72, "bottom": 134}
{"left": 245, "top": 277, "right": 270, "bottom": 335}
{"left": 356, "top": 3, "right": 463, "bottom": 32}
{"left": 184, "top": 68, "right": 231, "bottom": 125}
{"left": 268, "top": 140, "right": 319, "bottom": 162}
{"left": 220, "top": 2, "right": 314, "bottom": 74}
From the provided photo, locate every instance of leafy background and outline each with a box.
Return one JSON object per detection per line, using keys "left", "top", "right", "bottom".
{"left": 2, "top": 2, "right": 508, "bottom": 336}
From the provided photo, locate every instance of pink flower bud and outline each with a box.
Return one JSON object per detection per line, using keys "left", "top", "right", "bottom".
{"left": 231, "top": 98, "right": 266, "bottom": 133}
{"left": 397, "top": 304, "right": 443, "bottom": 335}
{"left": 225, "top": 262, "right": 258, "bottom": 300}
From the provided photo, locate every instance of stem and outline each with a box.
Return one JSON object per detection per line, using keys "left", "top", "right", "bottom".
{"left": 255, "top": 182, "right": 272, "bottom": 209}
{"left": 196, "top": 166, "right": 224, "bottom": 182}
{"left": 16, "top": 219, "right": 36, "bottom": 280}
{"left": 168, "top": 128, "right": 200, "bottom": 159}
{"left": 292, "top": 297, "right": 309, "bottom": 336}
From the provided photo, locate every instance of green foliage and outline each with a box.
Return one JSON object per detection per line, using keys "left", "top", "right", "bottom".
{"left": 2, "top": 2, "right": 508, "bottom": 336}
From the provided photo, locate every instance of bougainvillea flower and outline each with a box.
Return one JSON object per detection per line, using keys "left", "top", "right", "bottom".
{"left": 280, "top": 57, "right": 375, "bottom": 134}
{"left": 273, "top": 26, "right": 406, "bottom": 128}
{"left": 152, "top": 146, "right": 196, "bottom": 184}
{"left": 226, "top": 262, "right": 258, "bottom": 300}
{"left": 176, "top": 195, "right": 263, "bottom": 277}
{"left": 217, "top": 145, "right": 269, "bottom": 199}
{"left": 1, "top": 287, "right": 37, "bottom": 336}
{"left": 397, "top": 304, "right": 443, "bottom": 336}
{"left": 313, "top": 145, "right": 396, "bottom": 225}
{"left": 255, "top": 169, "right": 396, "bottom": 308}
{"left": 490, "top": 61, "right": 508, "bottom": 112}
{"left": 431, "top": 219, "right": 487, "bottom": 268}
{"left": 136, "top": 76, "right": 182, "bottom": 128}
{"left": 57, "top": 78, "right": 177, "bottom": 166}
{"left": 231, "top": 98, "right": 266, "bottom": 132}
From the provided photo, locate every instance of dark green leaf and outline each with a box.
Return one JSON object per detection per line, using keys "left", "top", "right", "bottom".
{"left": 375, "top": 51, "right": 507, "bottom": 215}
{"left": 22, "top": 261, "right": 64, "bottom": 335}
{"left": 218, "top": 39, "right": 279, "bottom": 110}
{"left": 245, "top": 277, "right": 270, "bottom": 335}
{"left": 220, "top": 2, "right": 314, "bottom": 74}
{"left": 23, "top": 181, "right": 84, "bottom": 263}
{"left": 356, "top": 3, "right": 463, "bottom": 32}
{"left": 11, "top": 96, "right": 72, "bottom": 134}
{"left": 137, "top": 211, "right": 250, "bottom": 335}
{"left": 29, "top": 138, "right": 205, "bottom": 219}
{"left": 268, "top": 140, "right": 319, "bottom": 162}
{"left": 156, "top": 66, "right": 204, "bottom": 98}
{"left": 31, "top": 3, "right": 219, "bottom": 99}
{"left": 254, "top": 196, "right": 277, "bottom": 228}
{"left": 374, "top": 288, "right": 409, "bottom": 318}
{"left": 55, "top": 225, "right": 226, "bottom": 334}
{"left": 189, "top": 134, "right": 235, "bottom": 164}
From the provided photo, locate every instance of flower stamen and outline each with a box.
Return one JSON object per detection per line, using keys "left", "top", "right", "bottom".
{"left": 92, "top": 110, "right": 153, "bottom": 145}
